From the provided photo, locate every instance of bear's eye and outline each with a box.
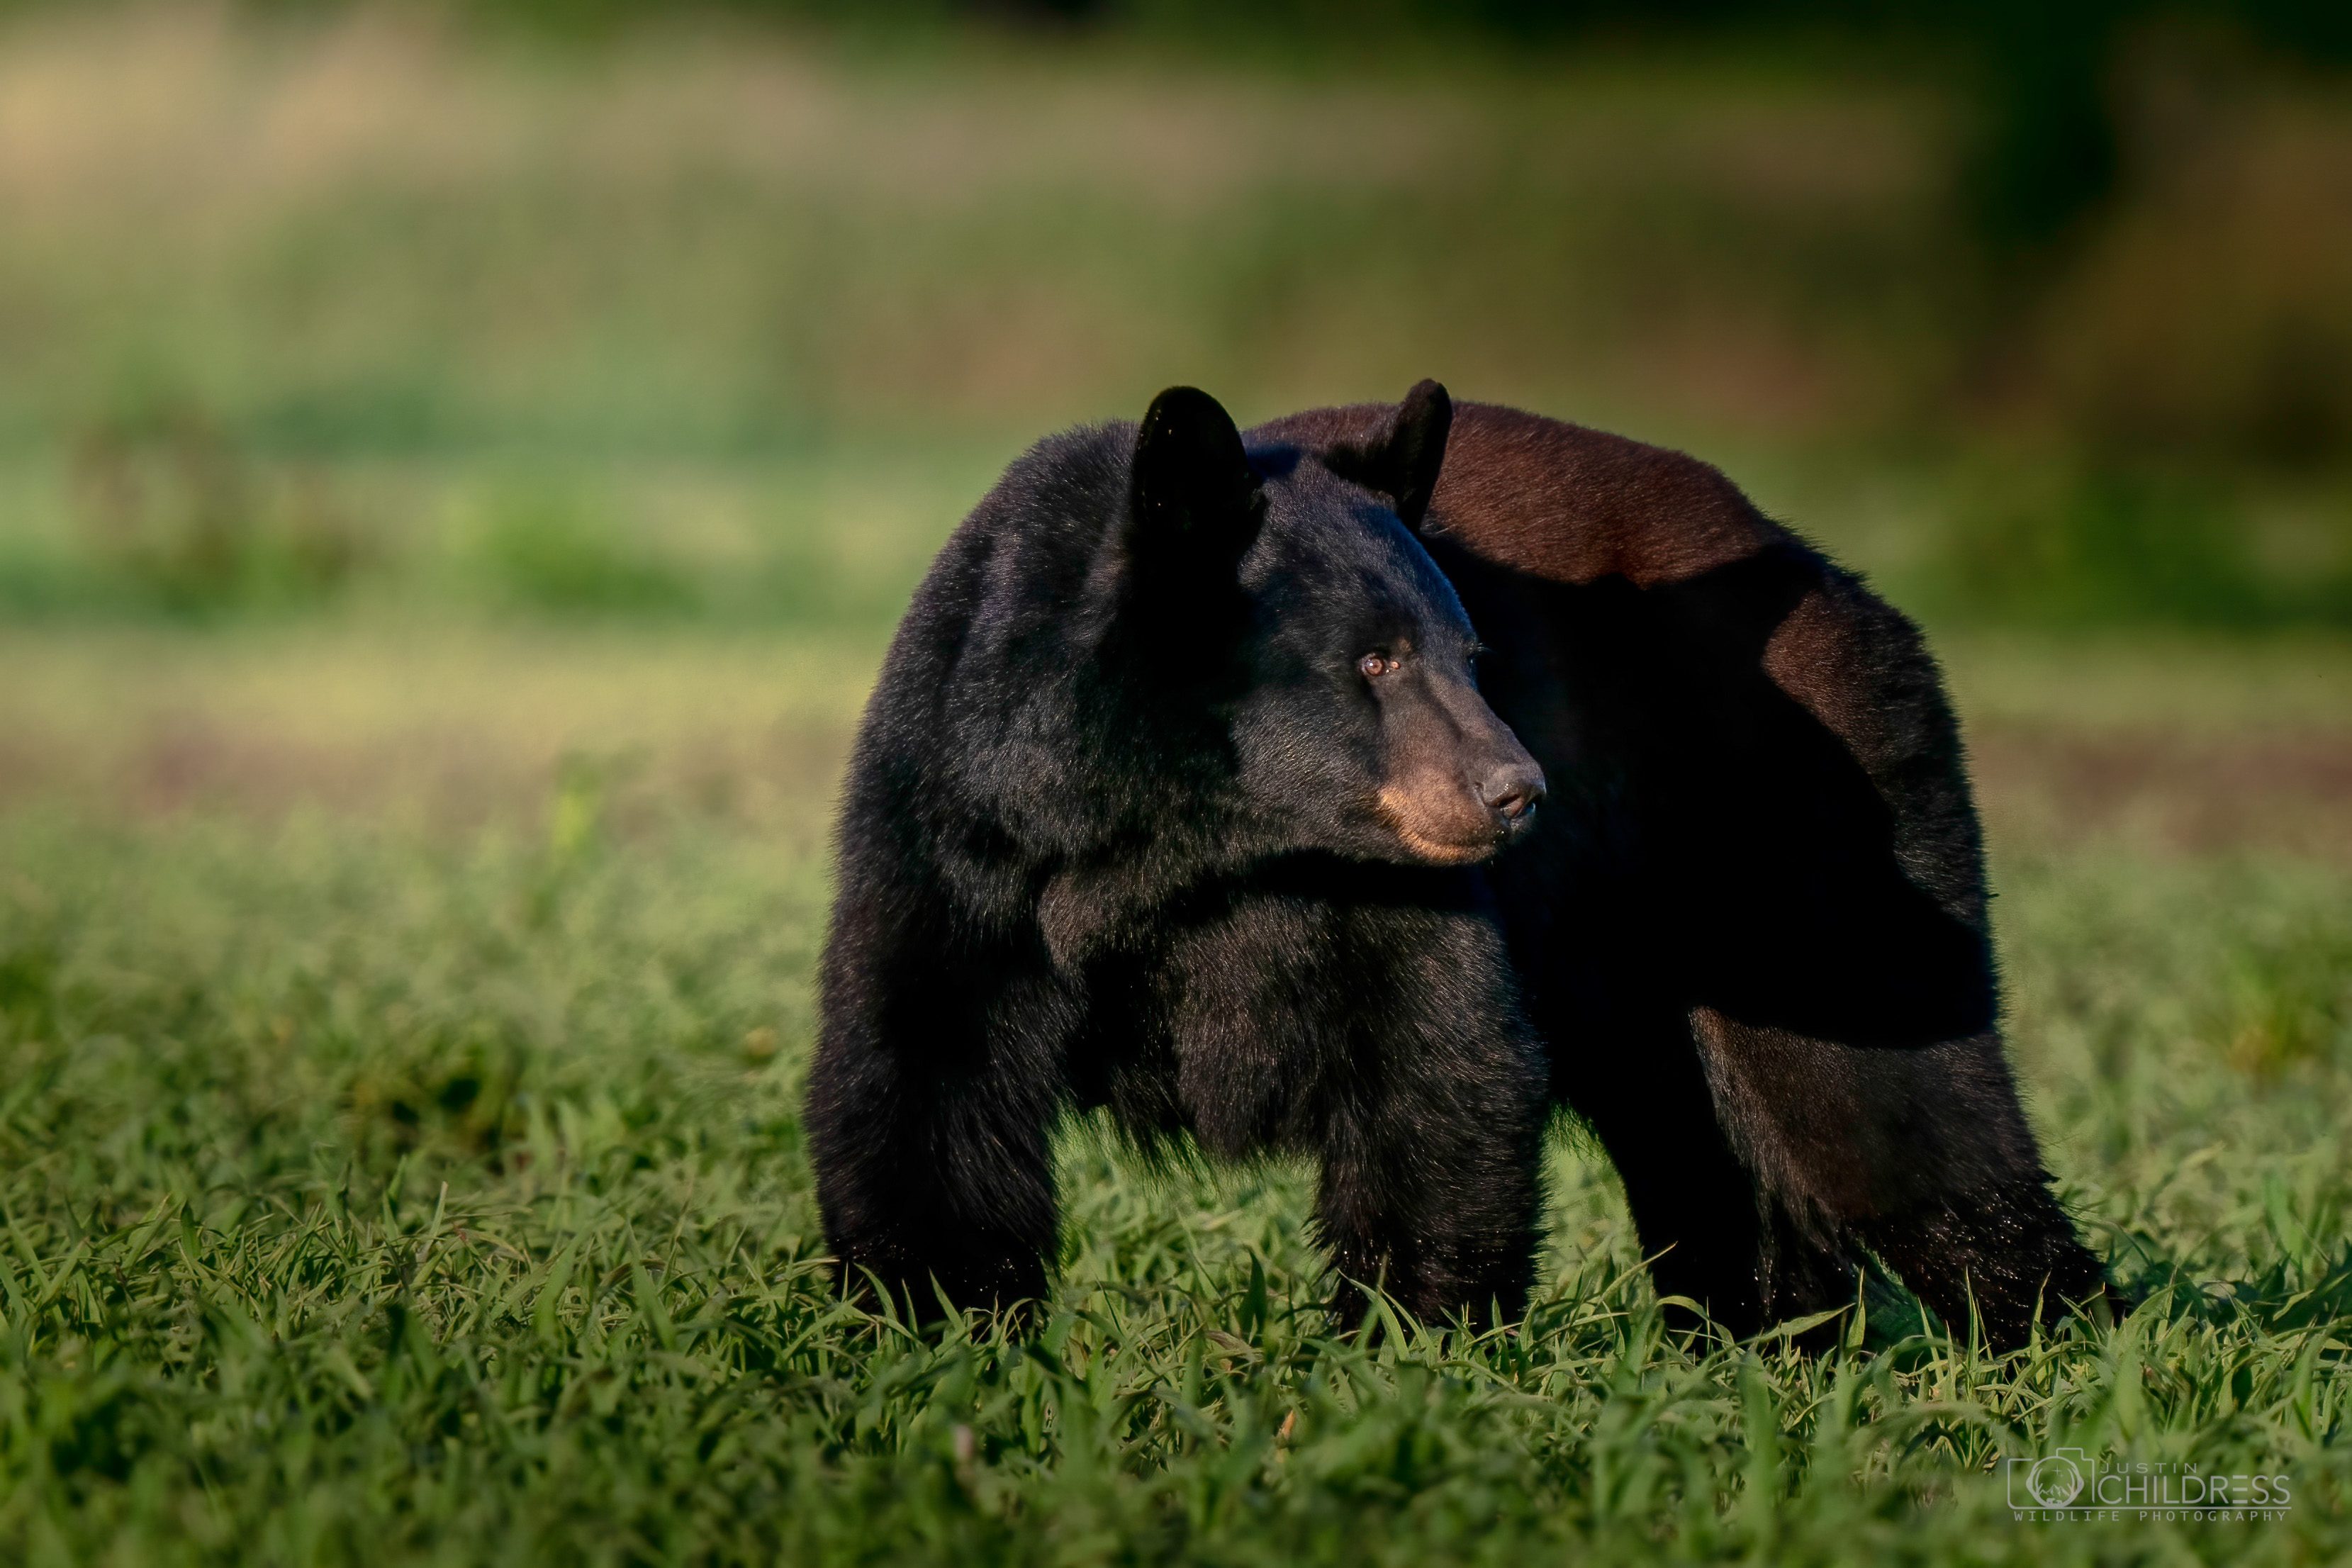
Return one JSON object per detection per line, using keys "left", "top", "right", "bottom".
{"left": 1357, "top": 651, "right": 1399, "bottom": 680}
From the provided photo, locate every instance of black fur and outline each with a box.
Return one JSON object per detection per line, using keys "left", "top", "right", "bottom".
{"left": 808, "top": 387, "right": 1547, "bottom": 1328}
{"left": 805, "top": 383, "right": 2111, "bottom": 1347}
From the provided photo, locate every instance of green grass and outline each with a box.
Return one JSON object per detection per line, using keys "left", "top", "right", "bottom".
{"left": 0, "top": 763, "right": 2346, "bottom": 1564}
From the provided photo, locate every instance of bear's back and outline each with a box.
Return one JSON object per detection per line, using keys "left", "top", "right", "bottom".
{"left": 1250, "top": 396, "right": 1982, "bottom": 929}
{"left": 1432, "top": 402, "right": 1911, "bottom": 780}
{"left": 1250, "top": 401, "right": 1786, "bottom": 590}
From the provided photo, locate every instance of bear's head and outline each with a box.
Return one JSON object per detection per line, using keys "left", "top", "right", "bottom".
{"left": 1111, "top": 381, "right": 1542, "bottom": 868}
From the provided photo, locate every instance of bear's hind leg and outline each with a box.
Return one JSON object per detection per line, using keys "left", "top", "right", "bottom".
{"left": 1857, "top": 1177, "right": 2110, "bottom": 1350}
{"left": 1560, "top": 1007, "right": 1859, "bottom": 1340}
{"left": 1688, "top": 1012, "right": 2112, "bottom": 1353}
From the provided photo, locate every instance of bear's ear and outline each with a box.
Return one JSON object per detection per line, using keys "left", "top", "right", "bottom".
{"left": 1128, "top": 386, "right": 1262, "bottom": 576}
{"left": 1328, "top": 379, "right": 1453, "bottom": 531}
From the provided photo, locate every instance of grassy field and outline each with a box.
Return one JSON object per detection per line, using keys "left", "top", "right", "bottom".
{"left": 1, "top": 7, "right": 2348, "bottom": 1564}
{"left": 0, "top": 620, "right": 2348, "bottom": 1564}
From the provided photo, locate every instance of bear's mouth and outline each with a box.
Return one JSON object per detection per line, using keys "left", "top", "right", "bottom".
{"left": 1374, "top": 785, "right": 1527, "bottom": 866}
{"left": 1389, "top": 824, "right": 1504, "bottom": 865}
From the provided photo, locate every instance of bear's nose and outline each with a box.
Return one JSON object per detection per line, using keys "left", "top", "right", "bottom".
{"left": 1480, "top": 762, "right": 1546, "bottom": 831}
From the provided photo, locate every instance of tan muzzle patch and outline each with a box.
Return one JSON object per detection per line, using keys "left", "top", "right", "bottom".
{"left": 1376, "top": 778, "right": 1502, "bottom": 866}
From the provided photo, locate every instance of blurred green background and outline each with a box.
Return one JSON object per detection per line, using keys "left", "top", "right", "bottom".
{"left": 1, "top": 0, "right": 2349, "bottom": 635}
{"left": 4, "top": 0, "right": 2350, "bottom": 851}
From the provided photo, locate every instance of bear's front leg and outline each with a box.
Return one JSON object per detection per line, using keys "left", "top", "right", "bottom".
{"left": 807, "top": 902, "right": 1070, "bottom": 1323}
{"left": 1151, "top": 878, "right": 1552, "bottom": 1333}
{"left": 1314, "top": 1030, "right": 1549, "bottom": 1332}
{"left": 1301, "top": 899, "right": 1550, "bottom": 1333}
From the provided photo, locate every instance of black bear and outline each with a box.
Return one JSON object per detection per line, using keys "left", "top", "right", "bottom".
{"left": 805, "top": 381, "right": 2109, "bottom": 1348}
